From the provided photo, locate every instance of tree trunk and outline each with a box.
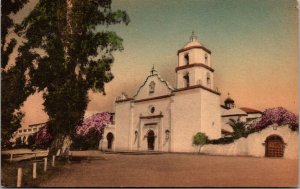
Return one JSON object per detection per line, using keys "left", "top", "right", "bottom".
{"left": 49, "top": 134, "right": 66, "bottom": 156}
{"left": 198, "top": 146, "right": 202, "bottom": 154}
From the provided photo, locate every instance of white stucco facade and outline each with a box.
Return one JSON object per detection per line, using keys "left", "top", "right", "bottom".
{"left": 99, "top": 34, "right": 298, "bottom": 159}
{"left": 101, "top": 34, "right": 222, "bottom": 153}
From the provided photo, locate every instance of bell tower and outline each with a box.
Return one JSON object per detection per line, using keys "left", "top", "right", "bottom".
{"left": 176, "top": 32, "right": 214, "bottom": 89}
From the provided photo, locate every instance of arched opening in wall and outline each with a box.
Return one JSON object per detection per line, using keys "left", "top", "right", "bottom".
{"left": 205, "top": 53, "right": 208, "bottom": 64}
{"left": 206, "top": 72, "right": 211, "bottom": 88}
{"left": 184, "top": 53, "right": 189, "bottom": 65}
{"left": 183, "top": 72, "right": 190, "bottom": 87}
{"left": 147, "top": 130, "right": 155, "bottom": 150}
{"left": 106, "top": 132, "right": 114, "bottom": 150}
{"left": 265, "top": 135, "right": 284, "bottom": 158}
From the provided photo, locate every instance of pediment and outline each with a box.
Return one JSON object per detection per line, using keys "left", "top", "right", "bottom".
{"left": 134, "top": 74, "right": 174, "bottom": 100}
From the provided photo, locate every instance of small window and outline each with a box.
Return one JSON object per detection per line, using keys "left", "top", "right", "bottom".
{"left": 19, "top": 130, "right": 22, "bottom": 133}
{"left": 183, "top": 73, "right": 190, "bottom": 87}
{"left": 23, "top": 129, "right": 27, "bottom": 132}
{"left": 207, "top": 72, "right": 211, "bottom": 87}
{"left": 33, "top": 128, "right": 37, "bottom": 131}
{"left": 184, "top": 53, "right": 189, "bottom": 65}
{"left": 149, "top": 105, "right": 155, "bottom": 114}
{"left": 165, "top": 130, "right": 170, "bottom": 140}
{"left": 149, "top": 81, "right": 155, "bottom": 94}
{"left": 205, "top": 53, "right": 208, "bottom": 64}
{"left": 28, "top": 129, "right": 32, "bottom": 132}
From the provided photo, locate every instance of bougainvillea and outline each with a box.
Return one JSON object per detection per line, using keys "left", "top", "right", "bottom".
{"left": 75, "top": 112, "right": 112, "bottom": 136}
{"left": 35, "top": 124, "right": 53, "bottom": 148}
{"left": 249, "top": 107, "right": 299, "bottom": 131}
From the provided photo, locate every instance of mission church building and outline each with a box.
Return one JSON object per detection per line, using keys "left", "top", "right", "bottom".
{"left": 101, "top": 33, "right": 222, "bottom": 152}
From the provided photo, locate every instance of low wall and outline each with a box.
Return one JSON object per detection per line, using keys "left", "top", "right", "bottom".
{"left": 201, "top": 125, "right": 298, "bottom": 159}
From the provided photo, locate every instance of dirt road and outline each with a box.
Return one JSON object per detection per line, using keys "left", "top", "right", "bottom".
{"left": 41, "top": 153, "right": 298, "bottom": 187}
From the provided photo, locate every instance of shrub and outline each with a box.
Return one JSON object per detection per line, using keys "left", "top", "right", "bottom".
{"left": 207, "top": 137, "right": 234, "bottom": 145}
{"left": 228, "top": 118, "right": 247, "bottom": 139}
{"left": 193, "top": 132, "right": 208, "bottom": 153}
{"left": 35, "top": 124, "right": 53, "bottom": 149}
{"left": 27, "top": 134, "right": 36, "bottom": 148}
{"left": 15, "top": 137, "right": 23, "bottom": 148}
{"left": 70, "top": 128, "right": 102, "bottom": 150}
{"left": 249, "top": 107, "right": 298, "bottom": 132}
{"left": 71, "top": 112, "right": 111, "bottom": 150}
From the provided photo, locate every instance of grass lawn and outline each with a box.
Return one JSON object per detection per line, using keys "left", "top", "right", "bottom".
{"left": 1, "top": 157, "right": 67, "bottom": 187}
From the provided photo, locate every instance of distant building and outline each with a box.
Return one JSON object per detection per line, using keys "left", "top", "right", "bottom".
{"left": 11, "top": 123, "right": 45, "bottom": 144}
{"left": 220, "top": 96, "right": 262, "bottom": 137}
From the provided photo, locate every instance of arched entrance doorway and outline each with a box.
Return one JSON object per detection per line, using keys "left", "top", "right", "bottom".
{"left": 147, "top": 130, "right": 155, "bottom": 150}
{"left": 265, "top": 135, "right": 284, "bottom": 157}
{"left": 107, "top": 132, "right": 114, "bottom": 150}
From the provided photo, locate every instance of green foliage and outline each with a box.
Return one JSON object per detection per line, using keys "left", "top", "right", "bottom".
{"left": 16, "top": 0, "right": 129, "bottom": 153}
{"left": 227, "top": 118, "right": 247, "bottom": 139}
{"left": 70, "top": 128, "right": 102, "bottom": 150}
{"left": 193, "top": 132, "right": 208, "bottom": 153}
{"left": 207, "top": 137, "right": 235, "bottom": 145}
{"left": 15, "top": 137, "right": 23, "bottom": 148}
{"left": 1, "top": 0, "right": 31, "bottom": 148}
{"left": 27, "top": 134, "right": 36, "bottom": 148}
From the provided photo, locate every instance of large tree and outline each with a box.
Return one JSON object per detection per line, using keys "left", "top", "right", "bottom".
{"left": 16, "top": 0, "right": 129, "bottom": 154}
{"left": 1, "top": 0, "right": 31, "bottom": 148}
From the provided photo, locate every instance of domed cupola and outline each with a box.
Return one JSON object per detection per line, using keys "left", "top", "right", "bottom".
{"left": 176, "top": 32, "right": 214, "bottom": 90}
{"left": 183, "top": 31, "right": 203, "bottom": 48}
{"left": 224, "top": 93, "right": 235, "bottom": 109}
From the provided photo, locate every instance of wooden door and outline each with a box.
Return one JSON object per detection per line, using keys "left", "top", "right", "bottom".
{"left": 265, "top": 135, "right": 284, "bottom": 157}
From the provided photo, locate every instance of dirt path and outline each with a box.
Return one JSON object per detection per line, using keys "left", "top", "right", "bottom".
{"left": 41, "top": 153, "right": 298, "bottom": 187}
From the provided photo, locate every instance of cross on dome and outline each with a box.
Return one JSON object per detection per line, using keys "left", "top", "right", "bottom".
{"left": 183, "top": 31, "right": 202, "bottom": 48}
{"left": 190, "top": 31, "right": 198, "bottom": 42}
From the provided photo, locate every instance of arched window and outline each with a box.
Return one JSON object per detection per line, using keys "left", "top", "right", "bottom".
{"left": 165, "top": 130, "right": 170, "bottom": 141}
{"left": 205, "top": 53, "right": 208, "bottom": 64}
{"left": 183, "top": 72, "right": 190, "bottom": 87}
{"left": 184, "top": 53, "right": 189, "bottom": 65}
{"left": 207, "top": 72, "right": 211, "bottom": 87}
{"left": 149, "top": 81, "right": 155, "bottom": 94}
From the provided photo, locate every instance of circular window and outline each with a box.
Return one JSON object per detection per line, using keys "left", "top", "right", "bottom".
{"left": 148, "top": 105, "right": 155, "bottom": 114}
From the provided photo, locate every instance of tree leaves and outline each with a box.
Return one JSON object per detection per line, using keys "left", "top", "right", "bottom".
{"left": 14, "top": 0, "right": 129, "bottom": 152}
{"left": 1, "top": 0, "right": 30, "bottom": 148}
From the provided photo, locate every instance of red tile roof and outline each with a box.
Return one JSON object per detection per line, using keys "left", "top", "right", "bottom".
{"left": 239, "top": 107, "right": 262, "bottom": 114}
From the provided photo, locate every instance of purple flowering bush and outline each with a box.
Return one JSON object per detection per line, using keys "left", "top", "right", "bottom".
{"left": 71, "top": 112, "right": 112, "bottom": 150}
{"left": 75, "top": 112, "right": 111, "bottom": 136}
{"left": 249, "top": 107, "right": 298, "bottom": 132}
{"left": 35, "top": 124, "right": 53, "bottom": 149}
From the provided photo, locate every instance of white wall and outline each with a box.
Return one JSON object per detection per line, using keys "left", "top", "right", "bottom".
{"left": 172, "top": 89, "right": 202, "bottom": 152}
{"left": 114, "top": 101, "right": 132, "bottom": 151}
{"left": 101, "top": 125, "right": 116, "bottom": 151}
{"left": 201, "top": 124, "right": 298, "bottom": 159}
{"left": 200, "top": 89, "right": 221, "bottom": 139}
